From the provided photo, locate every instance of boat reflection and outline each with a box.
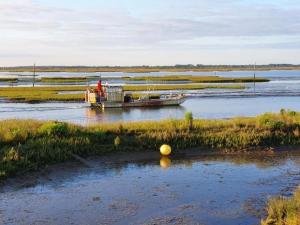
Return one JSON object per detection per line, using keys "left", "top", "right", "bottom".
{"left": 85, "top": 105, "right": 186, "bottom": 123}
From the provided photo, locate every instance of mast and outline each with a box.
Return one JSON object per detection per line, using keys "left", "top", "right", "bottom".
{"left": 146, "top": 77, "right": 150, "bottom": 97}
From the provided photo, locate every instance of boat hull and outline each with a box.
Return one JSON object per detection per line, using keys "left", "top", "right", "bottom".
{"left": 91, "top": 96, "right": 186, "bottom": 108}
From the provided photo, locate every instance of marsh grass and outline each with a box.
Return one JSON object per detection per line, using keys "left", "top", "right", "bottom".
{"left": 39, "top": 77, "right": 89, "bottom": 83}
{"left": 0, "top": 78, "right": 18, "bottom": 82}
{"left": 1, "top": 110, "right": 300, "bottom": 179}
{"left": 261, "top": 187, "right": 300, "bottom": 225}
{"left": 0, "top": 86, "right": 86, "bottom": 102}
{"left": 124, "top": 75, "right": 269, "bottom": 83}
{"left": 0, "top": 84, "right": 245, "bottom": 103}
{"left": 185, "top": 111, "right": 193, "bottom": 130}
{"left": 124, "top": 84, "right": 245, "bottom": 91}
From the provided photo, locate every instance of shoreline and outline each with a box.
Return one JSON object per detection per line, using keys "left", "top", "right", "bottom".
{"left": 1, "top": 110, "right": 300, "bottom": 180}
{"left": 2, "top": 147, "right": 300, "bottom": 187}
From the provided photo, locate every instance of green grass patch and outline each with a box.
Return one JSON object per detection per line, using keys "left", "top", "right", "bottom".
{"left": 0, "top": 86, "right": 86, "bottom": 102}
{"left": 37, "top": 75, "right": 263, "bottom": 84}
{"left": 0, "top": 78, "right": 18, "bottom": 82}
{"left": 261, "top": 186, "right": 300, "bottom": 225}
{"left": 124, "top": 75, "right": 269, "bottom": 83}
{"left": 0, "top": 74, "right": 269, "bottom": 86}
{"left": 39, "top": 76, "right": 105, "bottom": 83}
{"left": 1, "top": 110, "right": 300, "bottom": 179}
{"left": 124, "top": 84, "right": 245, "bottom": 91}
{"left": 39, "top": 77, "right": 89, "bottom": 83}
{"left": 0, "top": 84, "right": 245, "bottom": 103}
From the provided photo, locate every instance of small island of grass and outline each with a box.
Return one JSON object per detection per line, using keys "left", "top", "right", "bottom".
{"left": 0, "top": 84, "right": 245, "bottom": 103}
{"left": 123, "top": 75, "right": 270, "bottom": 83}
{"left": 0, "top": 75, "right": 269, "bottom": 84}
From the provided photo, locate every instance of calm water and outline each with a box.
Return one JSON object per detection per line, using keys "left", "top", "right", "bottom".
{"left": 1, "top": 69, "right": 300, "bottom": 78}
{"left": 1, "top": 71, "right": 300, "bottom": 225}
{"left": 0, "top": 70, "right": 300, "bottom": 124}
{"left": 1, "top": 96, "right": 300, "bottom": 124}
{"left": 1, "top": 152, "right": 300, "bottom": 225}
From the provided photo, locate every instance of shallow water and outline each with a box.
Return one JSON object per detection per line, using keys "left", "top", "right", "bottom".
{"left": 1, "top": 70, "right": 300, "bottom": 124}
{"left": 1, "top": 96, "right": 300, "bottom": 124}
{"left": 1, "top": 151, "right": 300, "bottom": 225}
{"left": 1, "top": 69, "right": 299, "bottom": 78}
{"left": 1, "top": 70, "right": 300, "bottom": 225}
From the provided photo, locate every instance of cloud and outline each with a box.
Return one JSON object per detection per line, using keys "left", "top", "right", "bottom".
{"left": 0, "top": 0, "right": 299, "bottom": 65}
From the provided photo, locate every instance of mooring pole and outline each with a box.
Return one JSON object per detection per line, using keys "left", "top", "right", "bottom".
{"left": 253, "top": 62, "right": 256, "bottom": 92}
{"left": 32, "top": 64, "right": 36, "bottom": 87}
{"left": 254, "top": 62, "right": 256, "bottom": 81}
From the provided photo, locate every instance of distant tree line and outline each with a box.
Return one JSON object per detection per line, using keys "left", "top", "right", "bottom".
{"left": 0, "top": 64, "right": 299, "bottom": 72}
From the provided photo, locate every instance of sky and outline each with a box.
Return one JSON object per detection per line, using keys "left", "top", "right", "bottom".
{"left": 0, "top": 0, "right": 300, "bottom": 66}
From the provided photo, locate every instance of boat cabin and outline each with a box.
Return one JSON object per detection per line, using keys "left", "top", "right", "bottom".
{"left": 85, "top": 80, "right": 132, "bottom": 105}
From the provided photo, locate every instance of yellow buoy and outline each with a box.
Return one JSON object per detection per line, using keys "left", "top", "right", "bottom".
{"left": 160, "top": 144, "right": 172, "bottom": 156}
{"left": 160, "top": 157, "right": 171, "bottom": 168}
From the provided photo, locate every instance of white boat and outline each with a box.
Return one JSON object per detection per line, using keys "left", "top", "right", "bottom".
{"left": 85, "top": 81, "right": 186, "bottom": 108}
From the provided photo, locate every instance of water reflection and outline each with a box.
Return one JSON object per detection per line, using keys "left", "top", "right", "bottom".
{"left": 160, "top": 156, "right": 172, "bottom": 169}
{"left": 85, "top": 107, "right": 98, "bottom": 119}
{"left": 2, "top": 96, "right": 300, "bottom": 124}
{"left": 2, "top": 151, "right": 300, "bottom": 225}
{"left": 85, "top": 105, "right": 186, "bottom": 123}
{"left": 4, "top": 150, "right": 298, "bottom": 191}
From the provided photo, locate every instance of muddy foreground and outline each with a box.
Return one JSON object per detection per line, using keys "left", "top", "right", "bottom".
{"left": 1, "top": 150, "right": 300, "bottom": 225}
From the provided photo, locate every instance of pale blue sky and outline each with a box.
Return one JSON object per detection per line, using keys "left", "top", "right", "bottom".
{"left": 0, "top": 0, "right": 299, "bottom": 66}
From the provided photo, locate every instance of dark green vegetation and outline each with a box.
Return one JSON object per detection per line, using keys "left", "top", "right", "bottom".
{"left": 261, "top": 186, "right": 300, "bottom": 225}
{"left": 124, "top": 75, "right": 269, "bottom": 83}
{"left": 0, "top": 86, "right": 86, "bottom": 102}
{"left": 40, "top": 77, "right": 89, "bottom": 83}
{"left": 0, "top": 84, "right": 245, "bottom": 102}
{"left": 185, "top": 111, "right": 193, "bottom": 130}
{"left": 1, "top": 109, "right": 300, "bottom": 180}
{"left": 36, "top": 75, "right": 269, "bottom": 83}
{"left": 0, "top": 78, "right": 18, "bottom": 82}
{"left": 124, "top": 84, "right": 245, "bottom": 91}
{"left": 1, "top": 64, "right": 300, "bottom": 72}
{"left": 0, "top": 75, "right": 268, "bottom": 83}
{"left": 39, "top": 76, "right": 116, "bottom": 83}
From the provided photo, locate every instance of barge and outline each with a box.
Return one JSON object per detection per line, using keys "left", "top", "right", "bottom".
{"left": 85, "top": 80, "right": 186, "bottom": 108}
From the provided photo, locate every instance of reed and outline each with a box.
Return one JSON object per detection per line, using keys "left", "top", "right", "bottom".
{"left": 261, "top": 186, "right": 300, "bottom": 225}
{"left": 1, "top": 110, "right": 300, "bottom": 179}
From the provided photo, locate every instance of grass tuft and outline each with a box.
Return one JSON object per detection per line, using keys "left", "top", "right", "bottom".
{"left": 261, "top": 187, "right": 300, "bottom": 225}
